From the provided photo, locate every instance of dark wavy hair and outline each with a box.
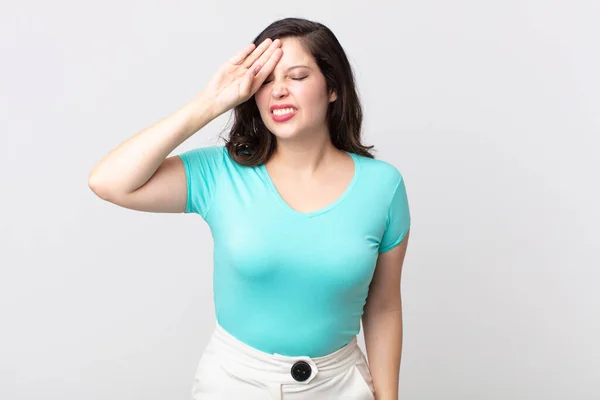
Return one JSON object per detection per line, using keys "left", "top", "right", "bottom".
{"left": 218, "top": 17, "right": 375, "bottom": 166}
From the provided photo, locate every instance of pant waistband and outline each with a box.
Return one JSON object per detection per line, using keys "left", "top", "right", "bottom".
{"left": 207, "top": 323, "right": 364, "bottom": 385}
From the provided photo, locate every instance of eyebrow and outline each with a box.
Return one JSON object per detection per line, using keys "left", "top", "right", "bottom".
{"left": 285, "top": 65, "right": 311, "bottom": 71}
{"left": 266, "top": 65, "right": 311, "bottom": 77}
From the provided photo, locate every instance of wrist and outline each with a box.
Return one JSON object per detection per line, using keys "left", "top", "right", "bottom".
{"left": 186, "top": 94, "right": 219, "bottom": 126}
{"left": 194, "top": 92, "right": 223, "bottom": 118}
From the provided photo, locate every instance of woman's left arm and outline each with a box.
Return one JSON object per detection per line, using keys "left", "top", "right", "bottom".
{"left": 362, "top": 229, "right": 410, "bottom": 400}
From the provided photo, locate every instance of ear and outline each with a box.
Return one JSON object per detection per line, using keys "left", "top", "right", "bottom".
{"left": 329, "top": 89, "right": 337, "bottom": 103}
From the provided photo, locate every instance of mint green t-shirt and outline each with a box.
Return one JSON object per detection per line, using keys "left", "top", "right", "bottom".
{"left": 178, "top": 145, "right": 410, "bottom": 357}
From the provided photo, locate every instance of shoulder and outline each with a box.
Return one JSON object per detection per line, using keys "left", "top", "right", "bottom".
{"left": 355, "top": 153, "right": 406, "bottom": 188}
{"left": 180, "top": 144, "right": 226, "bottom": 158}
{"left": 178, "top": 145, "right": 227, "bottom": 165}
{"left": 177, "top": 145, "right": 229, "bottom": 183}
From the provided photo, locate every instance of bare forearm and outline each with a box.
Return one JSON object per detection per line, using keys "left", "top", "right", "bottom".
{"left": 88, "top": 94, "right": 217, "bottom": 197}
{"left": 362, "top": 308, "right": 403, "bottom": 400}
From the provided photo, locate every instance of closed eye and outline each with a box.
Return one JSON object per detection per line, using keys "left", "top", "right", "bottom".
{"left": 262, "top": 77, "right": 307, "bottom": 85}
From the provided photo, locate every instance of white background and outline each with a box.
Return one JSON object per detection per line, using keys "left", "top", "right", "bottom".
{"left": 1, "top": 1, "right": 598, "bottom": 399}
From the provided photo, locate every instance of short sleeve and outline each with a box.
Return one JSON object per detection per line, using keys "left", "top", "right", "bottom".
{"left": 379, "top": 175, "right": 411, "bottom": 253}
{"left": 177, "top": 146, "right": 225, "bottom": 218}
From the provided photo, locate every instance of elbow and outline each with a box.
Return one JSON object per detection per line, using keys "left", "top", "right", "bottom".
{"left": 88, "top": 172, "right": 112, "bottom": 201}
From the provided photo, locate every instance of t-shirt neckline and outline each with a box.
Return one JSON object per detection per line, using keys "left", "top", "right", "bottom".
{"left": 260, "top": 151, "right": 360, "bottom": 218}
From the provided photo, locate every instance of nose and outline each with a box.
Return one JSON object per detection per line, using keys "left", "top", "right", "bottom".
{"left": 271, "top": 81, "right": 289, "bottom": 98}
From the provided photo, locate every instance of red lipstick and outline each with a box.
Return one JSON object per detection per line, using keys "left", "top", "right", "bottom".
{"left": 270, "top": 104, "right": 298, "bottom": 123}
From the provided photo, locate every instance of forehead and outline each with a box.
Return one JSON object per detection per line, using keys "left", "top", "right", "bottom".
{"left": 270, "top": 37, "right": 315, "bottom": 72}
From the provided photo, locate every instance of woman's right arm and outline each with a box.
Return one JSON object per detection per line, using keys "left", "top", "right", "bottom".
{"left": 88, "top": 38, "right": 282, "bottom": 213}
{"left": 87, "top": 94, "right": 218, "bottom": 213}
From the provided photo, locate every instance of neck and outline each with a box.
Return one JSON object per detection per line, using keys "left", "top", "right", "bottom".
{"left": 267, "top": 129, "right": 344, "bottom": 178}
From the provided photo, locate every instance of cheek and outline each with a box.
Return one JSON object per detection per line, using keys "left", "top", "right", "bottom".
{"left": 254, "top": 90, "right": 267, "bottom": 109}
{"left": 301, "top": 89, "right": 330, "bottom": 117}
{"left": 253, "top": 92, "right": 270, "bottom": 119}
{"left": 300, "top": 83, "right": 329, "bottom": 105}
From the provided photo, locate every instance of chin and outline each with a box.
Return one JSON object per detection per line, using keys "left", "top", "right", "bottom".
{"left": 268, "top": 124, "right": 300, "bottom": 139}
{"left": 271, "top": 132, "right": 299, "bottom": 141}
{"left": 275, "top": 125, "right": 311, "bottom": 139}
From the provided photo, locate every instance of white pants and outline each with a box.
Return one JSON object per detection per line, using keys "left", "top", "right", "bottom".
{"left": 190, "top": 323, "right": 376, "bottom": 399}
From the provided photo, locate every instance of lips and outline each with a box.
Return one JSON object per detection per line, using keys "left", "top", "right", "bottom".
{"left": 271, "top": 108, "right": 297, "bottom": 122}
{"left": 270, "top": 104, "right": 298, "bottom": 113}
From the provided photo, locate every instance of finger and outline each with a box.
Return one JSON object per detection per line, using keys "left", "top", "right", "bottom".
{"left": 240, "top": 63, "right": 262, "bottom": 98}
{"left": 240, "top": 65, "right": 259, "bottom": 97}
{"left": 229, "top": 43, "right": 257, "bottom": 65}
{"left": 251, "top": 48, "right": 283, "bottom": 92}
{"left": 243, "top": 38, "right": 278, "bottom": 69}
{"left": 249, "top": 40, "right": 281, "bottom": 76}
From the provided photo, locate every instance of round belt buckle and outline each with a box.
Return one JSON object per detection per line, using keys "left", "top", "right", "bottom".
{"left": 291, "top": 360, "right": 312, "bottom": 382}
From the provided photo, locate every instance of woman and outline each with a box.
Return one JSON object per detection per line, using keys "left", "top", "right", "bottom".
{"left": 89, "top": 17, "right": 410, "bottom": 400}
